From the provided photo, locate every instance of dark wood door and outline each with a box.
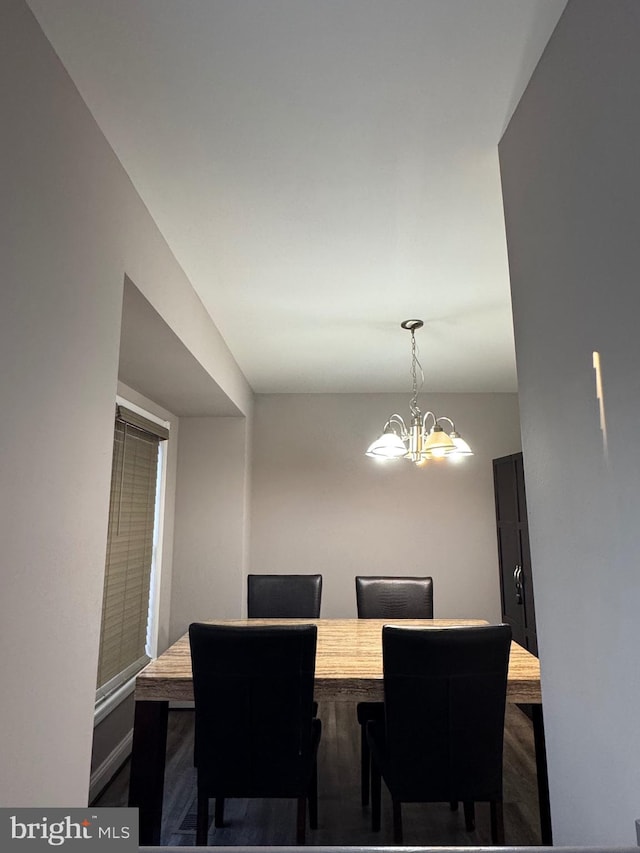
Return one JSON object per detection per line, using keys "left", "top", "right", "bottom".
{"left": 493, "top": 453, "right": 537, "bottom": 655}
{"left": 496, "top": 522, "right": 526, "bottom": 647}
{"left": 519, "top": 521, "right": 537, "bottom": 655}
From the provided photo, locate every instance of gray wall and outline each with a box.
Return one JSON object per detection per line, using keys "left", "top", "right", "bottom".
{"left": 499, "top": 1, "right": 640, "bottom": 844}
{"left": 1, "top": 0, "right": 251, "bottom": 808}
{"left": 250, "top": 393, "right": 521, "bottom": 620}
{"left": 170, "top": 417, "right": 251, "bottom": 642}
{"left": 90, "top": 693, "right": 135, "bottom": 787}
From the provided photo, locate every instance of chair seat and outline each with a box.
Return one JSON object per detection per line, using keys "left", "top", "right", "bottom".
{"left": 356, "top": 701, "right": 384, "bottom": 725}
{"left": 198, "top": 717, "right": 322, "bottom": 797}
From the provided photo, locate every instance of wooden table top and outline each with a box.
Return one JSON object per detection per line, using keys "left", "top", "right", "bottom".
{"left": 135, "top": 618, "right": 541, "bottom": 705}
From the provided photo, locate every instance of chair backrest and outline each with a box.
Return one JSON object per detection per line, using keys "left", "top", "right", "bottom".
{"left": 355, "top": 575, "right": 433, "bottom": 618}
{"left": 189, "top": 622, "right": 318, "bottom": 795}
{"left": 247, "top": 573, "right": 322, "bottom": 618}
{"left": 382, "top": 624, "right": 512, "bottom": 802}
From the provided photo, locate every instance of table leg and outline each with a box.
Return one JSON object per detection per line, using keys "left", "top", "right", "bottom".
{"left": 531, "top": 703, "right": 552, "bottom": 845}
{"left": 128, "top": 700, "right": 169, "bottom": 846}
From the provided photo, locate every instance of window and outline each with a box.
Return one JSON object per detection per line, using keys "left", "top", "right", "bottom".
{"left": 95, "top": 405, "right": 169, "bottom": 700}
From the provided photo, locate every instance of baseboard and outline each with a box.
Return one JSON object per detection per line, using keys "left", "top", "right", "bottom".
{"left": 89, "top": 729, "right": 133, "bottom": 803}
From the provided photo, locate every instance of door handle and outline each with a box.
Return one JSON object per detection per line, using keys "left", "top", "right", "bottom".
{"left": 514, "top": 564, "right": 523, "bottom": 605}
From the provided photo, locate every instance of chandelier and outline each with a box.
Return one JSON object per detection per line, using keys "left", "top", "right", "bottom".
{"left": 365, "top": 319, "right": 473, "bottom": 465}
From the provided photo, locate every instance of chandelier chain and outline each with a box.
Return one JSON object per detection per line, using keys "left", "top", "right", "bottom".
{"left": 409, "top": 329, "right": 424, "bottom": 418}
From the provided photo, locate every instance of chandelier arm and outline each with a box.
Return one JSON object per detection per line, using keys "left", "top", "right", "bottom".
{"left": 386, "top": 413, "right": 409, "bottom": 438}
{"left": 421, "top": 411, "right": 437, "bottom": 431}
{"left": 436, "top": 416, "right": 455, "bottom": 431}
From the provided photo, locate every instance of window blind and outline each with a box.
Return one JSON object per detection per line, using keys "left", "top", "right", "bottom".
{"left": 96, "top": 406, "right": 168, "bottom": 693}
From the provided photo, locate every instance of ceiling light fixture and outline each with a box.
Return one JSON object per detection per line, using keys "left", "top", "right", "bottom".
{"left": 366, "top": 319, "right": 473, "bottom": 465}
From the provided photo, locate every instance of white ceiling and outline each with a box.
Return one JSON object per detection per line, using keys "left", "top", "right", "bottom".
{"left": 27, "top": 0, "right": 566, "bottom": 395}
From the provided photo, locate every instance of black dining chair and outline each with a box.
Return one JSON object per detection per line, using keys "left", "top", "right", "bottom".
{"left": 188, "top": 622, "right": 322, "bottom": 845}
{"left": 367, "top": 623, "right": 512, "bottom": 844}
{"left": 356, "top": 575, "right": 434, "bottom": 619}
{"left": 247, "top": 573, "right": 323, "bottom": 618}
{"left": 354, "top": 575, "right": 433, "bottom": 806}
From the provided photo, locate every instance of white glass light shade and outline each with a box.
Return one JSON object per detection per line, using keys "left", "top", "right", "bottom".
{"left": 365, "top": 431, "right": 408, "bottom": 459}
{"left": 423, "top": 426, "right": 455, "bottom": 456}
{"left": 450, "top": 432, "right": 473, "bottom": 456}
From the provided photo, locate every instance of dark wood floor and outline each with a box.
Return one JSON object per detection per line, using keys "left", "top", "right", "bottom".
{"left": 95, "top": 701, "right": 541, "bottom": 847}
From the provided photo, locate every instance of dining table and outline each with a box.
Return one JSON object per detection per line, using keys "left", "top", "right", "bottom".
{"left": 128, "top": 618, "right": 550, "bottom": 845}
